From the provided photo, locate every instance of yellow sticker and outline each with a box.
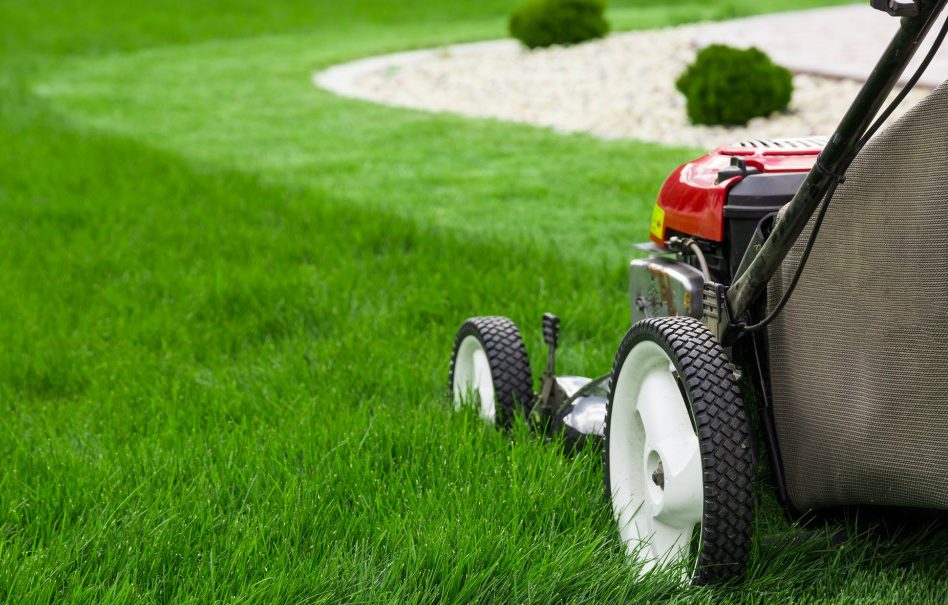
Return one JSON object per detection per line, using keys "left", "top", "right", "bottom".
{"left": 650, "top": 205, "right": 665, "bottom": 240}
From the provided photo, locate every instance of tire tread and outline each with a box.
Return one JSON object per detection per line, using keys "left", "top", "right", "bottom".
{"left": 603, "top": 316, "right": 754, "bottom": 585}
{"left": 449, "top": 316, "right": 535, "bottom": 427}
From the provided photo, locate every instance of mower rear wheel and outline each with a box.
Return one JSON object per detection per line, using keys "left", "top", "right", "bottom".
{"left": 450, "top": 316, "right": 534, "bottom": 428}
{"left": 604, "top": 316, "right": 754, "bottom": 584}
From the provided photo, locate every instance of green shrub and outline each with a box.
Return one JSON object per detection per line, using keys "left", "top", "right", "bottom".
{"left": 509, "top": 0, "right": 610, "bottom": 49}
{"left": 675, "top": 44, "right": 794, "bottom": 126}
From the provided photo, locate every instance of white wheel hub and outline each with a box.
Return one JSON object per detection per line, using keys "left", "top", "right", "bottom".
{"left": 453, "top": 335, "right": 497, "bottom": 421}
{"left": 608, "top": 341, "right": 704, "bottom": 576}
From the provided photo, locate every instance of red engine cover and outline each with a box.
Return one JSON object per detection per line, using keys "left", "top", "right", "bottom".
{"left": 650, "top": 138, "right": 825, "bottom": 244}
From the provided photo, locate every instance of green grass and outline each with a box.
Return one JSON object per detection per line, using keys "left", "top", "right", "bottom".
{"left": 4, "top": 0, "right": 948, "bottom": 602}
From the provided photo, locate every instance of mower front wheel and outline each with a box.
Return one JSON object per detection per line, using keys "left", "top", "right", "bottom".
{"left": 604, "top": 316, "right": 754, "bottom": 584}
{"left": 449, "top": 316, "right": 534, "bottom": 428}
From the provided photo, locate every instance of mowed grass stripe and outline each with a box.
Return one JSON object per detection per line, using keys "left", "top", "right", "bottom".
{"left": 34, "top": 26, "right": 697, "bottom": 268}
{"left": 0, "top": 94, "right": 645, "bottom": 602}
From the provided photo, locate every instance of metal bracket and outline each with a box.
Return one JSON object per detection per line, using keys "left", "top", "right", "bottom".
{"left": 702, "top": 282, "right": 732, "bottom": 343}
{"left": 871, "top": 0, "right": 920, "bottom": 17}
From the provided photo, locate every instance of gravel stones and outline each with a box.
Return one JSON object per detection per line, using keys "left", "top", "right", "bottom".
{"left": 315, "top": 12, "right": 933, "bottom": 148}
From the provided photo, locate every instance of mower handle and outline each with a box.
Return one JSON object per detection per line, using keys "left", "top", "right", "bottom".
{"left": 724, "top": 0, "right": 948, "bottom": 337}
{"left": 871, "top": 0, "right": 920, "bottom": 17}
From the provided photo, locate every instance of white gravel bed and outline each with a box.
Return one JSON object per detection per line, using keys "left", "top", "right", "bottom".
{"left": 315, "top": 20, "right": 932, "bottom": 149}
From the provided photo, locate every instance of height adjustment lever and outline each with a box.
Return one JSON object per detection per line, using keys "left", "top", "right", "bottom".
{"left": 536, "top": 313, "right": 561, "bottom": 416}
{"left": 870, "top": 0, "right": 920, "bottom": 17}
{"left": 542, "top": 313, "right": 560, "bottom": 349}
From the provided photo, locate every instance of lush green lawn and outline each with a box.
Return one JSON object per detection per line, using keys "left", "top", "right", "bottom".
{"left": 4, "top": 0, "right": 947, "bottom": 602}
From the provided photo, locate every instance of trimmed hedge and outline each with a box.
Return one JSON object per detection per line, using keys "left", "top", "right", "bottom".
{"left": 509, "top": 0, "right": 610, "bottom": 49}
{"left": 675, "top": 45, "right": 794, "bottom": 126}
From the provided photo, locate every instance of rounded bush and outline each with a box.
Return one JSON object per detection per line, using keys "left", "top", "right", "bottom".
{"left": 675, "top": 44, "right": 794, "bottom": 126}
{"left": 509, "top": 0, "right": 610, "bottom": 50}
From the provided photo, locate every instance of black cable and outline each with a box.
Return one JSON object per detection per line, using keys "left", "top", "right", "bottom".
{"left": 736, "top": 13, "right": 948, "bottom": 334}
{"left": 737, "top": 180, "right": 840, "bottom": 333}
{"left": 858, "top": 14, "right": 948, "bottom": 150}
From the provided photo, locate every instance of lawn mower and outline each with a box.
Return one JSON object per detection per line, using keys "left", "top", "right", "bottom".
{"left": 449, "top": 0, "right": 948, "bottom": 585}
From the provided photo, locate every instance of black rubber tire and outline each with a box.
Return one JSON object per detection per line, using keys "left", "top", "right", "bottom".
{"left": 603, "top": 316, "right": 755, "bottom": 585}
{"left": 449, "top": 316, "right": 535, "bottom": 428}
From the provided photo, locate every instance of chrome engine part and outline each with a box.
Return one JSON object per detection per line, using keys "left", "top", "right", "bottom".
{"left": 556, "top": 376, "right": 608, "bottom": 438}
{"left": 629, "top": 256, "right": 705, "bottom": 325}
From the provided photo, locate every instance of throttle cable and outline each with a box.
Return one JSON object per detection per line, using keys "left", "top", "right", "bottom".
{"left": 736, "top": 14, "right": 948, "bottom": 334}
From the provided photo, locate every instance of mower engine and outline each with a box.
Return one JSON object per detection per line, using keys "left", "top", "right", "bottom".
{"left": 631, "top": 137, "right": 825, "bottom": 324}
